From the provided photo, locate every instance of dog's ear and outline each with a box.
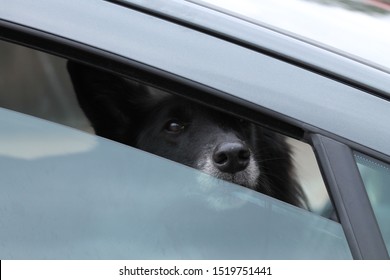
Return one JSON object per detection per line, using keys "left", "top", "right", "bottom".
{"left": 67, "top": 61, "right": 150, "bottom": 143}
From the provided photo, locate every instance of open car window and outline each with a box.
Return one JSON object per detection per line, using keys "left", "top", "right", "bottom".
{"left": 0, "top": 40, "right": 351, "bottom": 259}
{"left": 0, "top": 41, "right": 330, "bottom": 213}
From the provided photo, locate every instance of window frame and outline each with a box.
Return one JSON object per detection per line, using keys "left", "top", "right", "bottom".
{"left": 311, "top": 134, "right": 389, "bottom": 259}
{"left": 1, "top": 16, "right": 389, "bottom": 259}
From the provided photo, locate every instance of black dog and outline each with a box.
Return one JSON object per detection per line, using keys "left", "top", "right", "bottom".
{"left": 67, "top": 61, "right": 306, "bottom": 208}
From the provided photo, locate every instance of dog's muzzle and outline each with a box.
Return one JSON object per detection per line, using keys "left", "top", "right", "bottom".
{"left": 196, "top": 141, "right": 260, "bottom": 189}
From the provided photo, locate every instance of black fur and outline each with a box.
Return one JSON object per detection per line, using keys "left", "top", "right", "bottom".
{"left": 67, "top": 61, "right": 306, "bottom": 208}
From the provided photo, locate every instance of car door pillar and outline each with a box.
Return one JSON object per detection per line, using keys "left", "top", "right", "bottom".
{"left": 311, "top": 134, "right": 389, "bottom": 259}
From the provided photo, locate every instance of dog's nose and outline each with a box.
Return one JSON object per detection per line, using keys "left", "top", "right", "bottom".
{"left": 212, "top": 142, "right": 250, "bottom": 173}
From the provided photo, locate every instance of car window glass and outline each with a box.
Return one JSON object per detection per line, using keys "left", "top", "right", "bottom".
{"left": 0, "top": 106, "right": 351, "bottom": 259}
{"left": 354, "top": 152, "right": 390, "bottom": 253}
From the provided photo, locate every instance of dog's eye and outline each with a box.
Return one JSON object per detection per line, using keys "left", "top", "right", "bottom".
{"left": 164, "top": 120, "right": 185, "bottom": 134}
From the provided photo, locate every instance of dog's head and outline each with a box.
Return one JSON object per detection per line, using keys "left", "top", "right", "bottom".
{"left": 68, "top": 61, "right": 305, "bottom": 207}
{"left": 133, "top": 91, "right": 264, "bottom": 190}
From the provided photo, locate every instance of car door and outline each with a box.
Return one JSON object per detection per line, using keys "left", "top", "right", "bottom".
{"left": 0, "top": 0, "right": 389, "bottom": 259}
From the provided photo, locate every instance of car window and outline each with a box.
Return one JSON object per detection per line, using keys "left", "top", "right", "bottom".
{"left": 354, "top": 152, "right": 390, "bottom": 253}
{"left": 0, "top": 40, "right": 331, "bottom": 212}
{"left": 0, "top": 39, "right": 351, "bottom": 259}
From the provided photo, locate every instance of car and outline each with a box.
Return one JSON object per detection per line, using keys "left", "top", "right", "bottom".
{"left": 0, "top": 0, "right": 389, "bottom": 259}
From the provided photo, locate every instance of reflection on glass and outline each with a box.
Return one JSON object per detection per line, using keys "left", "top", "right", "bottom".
{"left": 354, "top": 152, "right": 390, "bottom": 253}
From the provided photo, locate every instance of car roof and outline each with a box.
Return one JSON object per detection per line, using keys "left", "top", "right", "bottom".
{"left": 116, "top": 0, "right": 390, "bottom": 97}
{"left": 188, "top": 0, "right": 390, "bottom": 72}
{"left": 1, "top": 0, "right": 390, "bottom": 157}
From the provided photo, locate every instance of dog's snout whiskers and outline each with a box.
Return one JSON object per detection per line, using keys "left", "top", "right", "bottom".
{"left": 197, "top": 144, "right": 260, "bottom": 190}
{"left": 212, "top": 142, "right": 250, "bottom": 174}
